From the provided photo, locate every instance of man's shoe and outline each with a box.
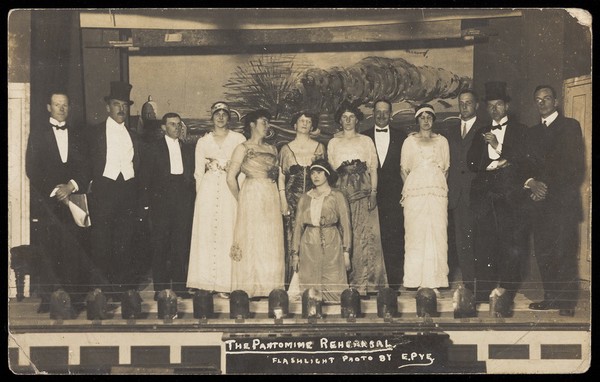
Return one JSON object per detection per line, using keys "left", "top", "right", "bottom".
{"left": 559, "top": 309, "right": 575, "bottom": 317}
{"left": 528, "top": 300, "right": 560, "bottom": 310}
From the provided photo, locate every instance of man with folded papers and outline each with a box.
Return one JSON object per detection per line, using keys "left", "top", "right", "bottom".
{"left": 466, "top": 81, "right": 529, "bottom": 313}
{"left": 26, "top": 90, "right": 91, "bottom": 313}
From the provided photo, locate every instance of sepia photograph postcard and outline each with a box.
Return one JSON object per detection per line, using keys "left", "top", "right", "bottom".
{"left": 7, "top": 7, "right": 592, "bottom": 375}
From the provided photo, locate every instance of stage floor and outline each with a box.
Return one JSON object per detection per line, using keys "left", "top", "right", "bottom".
{"left": 8, "top": 281, "right": 591, "bottom": 375}
{"left": 8, "top": 281, "right": 591, "bottom": 329}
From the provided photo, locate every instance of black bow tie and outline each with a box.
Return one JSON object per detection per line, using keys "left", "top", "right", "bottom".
{"left": 375, "top": 127, "right": 388, "bottom": 133}
{"left": 53, "top": 124, "right": 67, "bottom": 130}
{"left": 491, "top": 122, "right": 507, "bottom": 131}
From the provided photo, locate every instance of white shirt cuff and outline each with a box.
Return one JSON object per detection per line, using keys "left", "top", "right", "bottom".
{"left": 69, "top": 179, "right": 79, "bottom": 192}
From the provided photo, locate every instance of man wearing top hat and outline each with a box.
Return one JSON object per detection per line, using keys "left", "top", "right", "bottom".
{"left": 466, "top": 81, "right": 529, "bottom": 311}
{"left": 87, "top": 81, "right": 143, "bottom": 298}
{"left": 523, "top": 85, "right": 584, "bottom": 317}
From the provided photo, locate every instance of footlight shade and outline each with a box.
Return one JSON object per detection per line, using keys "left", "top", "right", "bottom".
{"left": 230, "top": 290, "right": 250, "bottom": 319}
{"left": 157, "top": 289, "right": 178, "bottom": 319}
{"left": 268, "top": 289, "right": 289, "bottom": 319}
{"left": 377, "top": 287, "right": 398, "bottom": 318}
{"left": 416, "top": 288, "right": 438, "bottom": 318}
{"left": 50, "top": 289, "right": 72, "bottom": 320}
{"left": 85, "top": 288, "right": 108, "bottom": 320}
{"left": 301, "top": 288, "right": 323, "bottom": 319}
{"left": 121, "top": 289, "right": 143, "bottom": 319}
{"left": 341, "top": 288, "right": 361, "bottom": 318}
{"left": 193, "top": 289, "right": 214, "bottom": 319}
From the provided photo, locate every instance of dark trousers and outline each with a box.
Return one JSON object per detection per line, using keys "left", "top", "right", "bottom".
{"left": 150, "top": 176, "right": 193, "bottom": 294}
{"left": 530, "top": 202, "right": 579, "bottom": 309}
{"left": 36, "top": 200, "right": 91, "bottom": 305}
{"left": 450, "top": 194, "right": 475, "bottom": 292}
{"left": 378, "top": 195, "right": 405, "bottom": 290}
{"left": 471, "top": 169, "right": 529, "bottom": 303}
{"left": 89, "top": 175, "right": 137, "bottom": 293}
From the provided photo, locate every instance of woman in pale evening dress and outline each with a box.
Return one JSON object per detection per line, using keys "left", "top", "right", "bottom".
{"left": 187, "top": 102, "right": 246, "bottom": 295}
{"left": 290, "top": 159, "right": 351, "bottom": 302}
{"left": 227, "top": 109, "right": 287, "bottom": 298}
{"left": 279, "top": 111, "right": 326, "bottom": 287}
{"left": 400, "top": 104, "right": 450, "bottom": 293}
{"left": 327, "top": 101, "right": 388, "bottom": 297}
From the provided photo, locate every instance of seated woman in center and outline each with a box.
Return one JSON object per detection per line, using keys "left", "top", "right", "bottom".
{"left": 290, "top": 159, "right": 351, "bottom": 302}
{"left": 327, "top": 100, "right": 389, "bottom": 297}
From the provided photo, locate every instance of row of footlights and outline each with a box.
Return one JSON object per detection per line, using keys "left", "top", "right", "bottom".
{"left": 42, "top": 284, "right": 514, "bottom": 321}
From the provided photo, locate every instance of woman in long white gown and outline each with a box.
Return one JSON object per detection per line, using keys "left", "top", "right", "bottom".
{"left": 186, "top": 102, "right": 246, "bottom": 293}
{"left": 400, "top": 104, "right": 450, "bottom": 292}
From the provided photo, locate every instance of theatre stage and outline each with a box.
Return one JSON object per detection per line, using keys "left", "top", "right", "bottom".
{"left": 8, "top": 280, "right": 590, "bottom": 375}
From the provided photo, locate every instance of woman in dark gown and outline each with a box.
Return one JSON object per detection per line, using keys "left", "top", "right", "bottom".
{"left": 279, "top": 111, "right": 326, "bottom": 287}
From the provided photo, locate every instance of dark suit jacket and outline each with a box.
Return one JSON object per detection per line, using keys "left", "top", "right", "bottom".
{"left": 362, "top": 126, "right": 407, "bottom": 207}
{"left": 467, "top": 119, "right": 528, "bottom": 206}
{"left": 445, "top": 117, "right": 486, "bottom": 210}
{"left": 523, "top": 114, "right": 584, "bottom": 219}
{"left": 142, "top": 136, "right": 195, "bottom": 211}
{"left": 26, "top": 122, "right": 90, "bottom": 215}
{"left": 87, "top": 119, "right": 142, "bottom": 186}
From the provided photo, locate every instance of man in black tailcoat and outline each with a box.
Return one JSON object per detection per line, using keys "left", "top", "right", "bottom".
{"left": 362, "top": 98, "right": 407, "bottom": 290}
{"left": 87, "top": 81, "right": 144, "bottom": 298}
{"left": 26, "top": 90, "right": 90, "bottom": 313}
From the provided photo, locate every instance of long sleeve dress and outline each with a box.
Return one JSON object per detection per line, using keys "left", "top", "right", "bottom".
{"left": 230, "top": 143, "right": 285, "bottom": 297}
{"left": 187, "top": 131, "right": 246, "bottom": 292}
{"left": 291, "top": 188, "right": 352, "bottom": 302}
{"left": 279, "top": 141, "right": 326, "bottom": 286}
{"left": 400, "top": 133, "right": 450, "bottom": 288}
{"left": 327, "top": 135, "right": 388, "bottom": 294}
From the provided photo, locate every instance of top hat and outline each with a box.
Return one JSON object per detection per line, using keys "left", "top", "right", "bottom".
{"left": 484, "top": 81, "right": 511, "bottom": 102}
{"left": 104, "top": 81, "right": 134, "bottom": 105}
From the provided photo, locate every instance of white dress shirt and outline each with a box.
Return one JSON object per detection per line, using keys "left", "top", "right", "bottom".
{"left": 461, "top": 116, "right": 477, "bottom": 138}
{"left": 542, "top": 110, "right": 559, "bottom": 126}
{"left": 102, "top": 117, "right": 135, "bottom": 180}
{"left": 486, "top": 116, "right": 508, "bottom": 170}
{"left": 49, "top": 117, "right": 79, "bottom": 192}
{"left": 374, "top": 124, "right": 390, "bottom": 166}
{"left": 164, "top": 135, "right": 184, "bottom": 175}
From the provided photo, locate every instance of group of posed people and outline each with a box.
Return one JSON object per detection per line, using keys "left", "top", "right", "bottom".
{"left": 27, "top": 79, "right": 583, "bottom": 317}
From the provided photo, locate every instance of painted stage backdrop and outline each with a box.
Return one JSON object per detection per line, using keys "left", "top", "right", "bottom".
{"left": 129, "top": 46, "right": 473, "bottom": 145}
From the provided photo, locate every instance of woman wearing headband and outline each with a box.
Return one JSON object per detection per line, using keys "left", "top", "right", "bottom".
{"left": 290, "top": 159, "right": 351, "bottom": 302}
{"left": 327, "top": 100, "right": 388, "bottom": 298}
{"left": 227, "top": 109, "right": 287, "bottom": 298}
{"left": 400, "top": 104, "right": 450, "bottom": 294}
{"left": 279, "top": 111, "right": 326, "bottom": 288}
{"left": 187, "top": 101, "right": 246, "bottom": 297}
